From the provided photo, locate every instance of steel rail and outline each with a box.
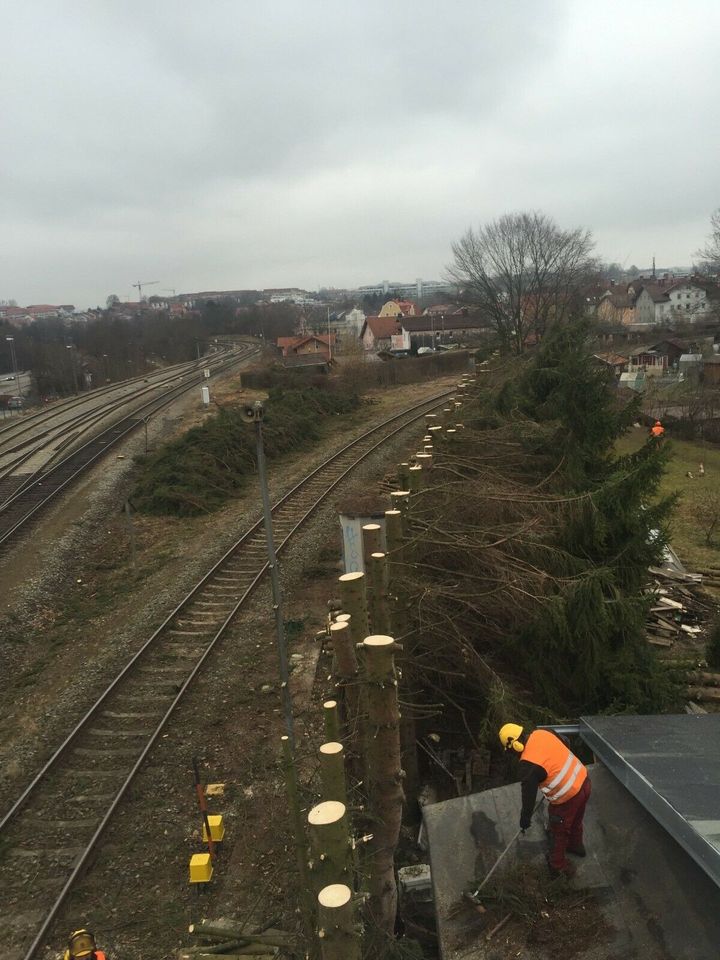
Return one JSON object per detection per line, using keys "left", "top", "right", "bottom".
{"left": 0, "top": 345, "right": 252, "bottom": 488}
{"left": 0, "top": 354, "right": 214, "bottom": 444}
{"left": 1, "top": 386, "right": 454, "bottom": 960}
{"left": 0, "top": 346, "right": 260, "bottom": 546}
{"left": 0, "top": 337, "right": 242, "bottom": 442}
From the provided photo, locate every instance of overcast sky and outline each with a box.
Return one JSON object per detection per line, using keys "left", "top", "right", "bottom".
{"left": 2, "top": 0, "right": 719, "bottom": 308}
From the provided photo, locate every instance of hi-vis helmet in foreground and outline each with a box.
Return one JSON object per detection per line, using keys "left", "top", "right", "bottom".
{"left": 498, "top": 722, "right": 525, "bottom": 753}
{"left": 65, "top": 929, "right": 96, "bottom": 960}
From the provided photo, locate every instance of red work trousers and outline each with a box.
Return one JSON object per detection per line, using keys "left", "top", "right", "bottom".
{"left": 548, "top": 777, "right": 591, "bottom": 870}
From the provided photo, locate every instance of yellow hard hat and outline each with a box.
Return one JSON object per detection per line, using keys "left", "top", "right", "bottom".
{"left": 498, "top": 723, "right": 524, "bottom": 753}
{"left": 68, "top": 930, "right": 96, "bottom": 959}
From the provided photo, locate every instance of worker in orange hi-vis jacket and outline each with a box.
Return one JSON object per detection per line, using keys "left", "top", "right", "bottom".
{"left": 499, "top": 723, "right": 591, "bottom": 879}
{"left": 64, "top": 930, "right": 107, "bottom": 960}
{"left": 650, "top": 420, "right": 665, "bottom": 440}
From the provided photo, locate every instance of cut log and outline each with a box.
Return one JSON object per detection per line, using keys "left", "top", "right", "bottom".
{"left": 687, "top": 686, "right": 720, "bottom": 702}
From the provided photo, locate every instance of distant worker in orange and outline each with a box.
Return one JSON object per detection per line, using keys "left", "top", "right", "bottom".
{"left": 650, "top": 420, "right": 665, "bottom": 440}
{"left": 64, "top": 929, "right": 107, "bottom": 960}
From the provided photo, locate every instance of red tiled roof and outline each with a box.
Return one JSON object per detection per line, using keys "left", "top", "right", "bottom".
{"left": 25, "top": 304, "right": 59, "bottom": 312}
{"left": 364, "top": 316, "right": 401, "bottom": 339}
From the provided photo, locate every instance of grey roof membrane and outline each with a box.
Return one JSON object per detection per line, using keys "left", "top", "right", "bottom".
{"left": 580, "top": 714, "right": 720, "bottom": 887}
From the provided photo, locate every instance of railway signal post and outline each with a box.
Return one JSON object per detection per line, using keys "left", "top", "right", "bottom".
{"left": 243, "top": 399, "right": 295, "bottom": 749}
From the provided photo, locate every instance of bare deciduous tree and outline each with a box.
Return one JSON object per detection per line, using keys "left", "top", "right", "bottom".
{"left": 696, "top": 208, "right": 720, "bottom": 273}
{"left": 448, "top": 211, "right": 596, "bottom": 354}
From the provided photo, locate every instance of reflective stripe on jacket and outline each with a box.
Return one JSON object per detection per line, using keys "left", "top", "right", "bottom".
{"left": 522, "top": 730, "right": 587, "bottom": 804}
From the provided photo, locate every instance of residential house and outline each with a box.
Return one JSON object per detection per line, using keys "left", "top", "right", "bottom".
{"left": 633, "top": 284, "right": 671, "bottom": 326}
{"left": 596, "top": 289, "right": 636, "bottom": 326}
{"left": 378, "top": 299, "right": 419, "bottom": 318}
{"left": 360, "top": 316, "right": 401, "bottom": 352}
{"left": 627, "top": 345, "right": 669, "bottom": 377}
{"left": 649, "top": 338, "right": 688, "bottom": 367}
{"left": 276, "top": 334, "right": 335, "bottom": 360}
{"left": 328, "top": 308, "right": 365, "bottom": 345}
{"left": 0, "top": 306, "right": 34, "bottom": 327}
{"left": 400, "top": 313, "right": 489, "bottom": 351}
{"left": 26, "top": 304, "right": 62, "bottom": 320}
{"left": 667, "top": 278, "right": 720, "bottom": 321}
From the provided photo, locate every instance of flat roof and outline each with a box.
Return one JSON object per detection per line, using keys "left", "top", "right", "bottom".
{"left": 580, "top": 714, "right": 720, "bottom": 888}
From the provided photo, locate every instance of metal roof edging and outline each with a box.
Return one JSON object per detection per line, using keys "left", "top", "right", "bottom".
{"left": 579, "top": 718, "right": 720, "bottom": 889}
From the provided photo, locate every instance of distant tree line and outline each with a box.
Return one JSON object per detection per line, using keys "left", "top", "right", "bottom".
{"left": 0, "top": 300, "right": 301, "bottom": 397}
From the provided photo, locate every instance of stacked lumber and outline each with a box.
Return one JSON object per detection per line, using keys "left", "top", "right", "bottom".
{"left": 687, "top": 670, "right": 720, "bottom": 703}
{"left": 645, "top": 567, "right": 713, "bottom": 649}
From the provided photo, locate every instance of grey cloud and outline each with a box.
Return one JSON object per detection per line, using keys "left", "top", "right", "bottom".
{"left": 1, "top": 0, "right": 719, "bottom": 306}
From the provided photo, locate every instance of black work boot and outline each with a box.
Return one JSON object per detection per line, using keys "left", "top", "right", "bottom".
{"left": 567, "top": 844, "right": 586, "bottom": 857}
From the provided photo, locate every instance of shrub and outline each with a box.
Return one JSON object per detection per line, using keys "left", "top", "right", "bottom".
{"left": 132, "top": 386, "right": 360, "bottom": 516}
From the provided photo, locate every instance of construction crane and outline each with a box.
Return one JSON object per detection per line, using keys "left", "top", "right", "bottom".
{"left": 132, "top": 280, "right": 159, "bottom": 300}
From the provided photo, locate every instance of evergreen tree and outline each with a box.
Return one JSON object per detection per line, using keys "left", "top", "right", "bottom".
{"left": 508, "top": 320, "right": 677, "bottom": 713}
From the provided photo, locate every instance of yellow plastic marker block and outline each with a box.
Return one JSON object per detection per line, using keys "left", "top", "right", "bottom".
{"left": 205, "top": 783, "right": 225, "bottom": 797}
{"left": 202, "top": 814, "right": 225, "bottom": 842}
{"left": 189, "top": 853, "right": 213, "bottom": 884}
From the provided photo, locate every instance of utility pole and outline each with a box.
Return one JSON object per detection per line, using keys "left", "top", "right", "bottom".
{"left": 5, "top": 336, "right": 21, "bottom": 397}
{"left": 244, "top": 400, "right": 295, "bottom": 748}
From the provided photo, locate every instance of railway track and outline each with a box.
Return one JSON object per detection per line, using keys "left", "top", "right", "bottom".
{"left": 0, "top": 387, "right": 451, "bottom": 960}
{"left": 0, "top": 343, "right": 248, "bottom": 483}
{"left": 0, "top": 345, "right": 259, "bottom": 549}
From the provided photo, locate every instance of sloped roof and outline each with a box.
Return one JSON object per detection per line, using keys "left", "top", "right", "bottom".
{"left": 363, "top": 316, "right": 401, "bottom": 339}
{"left": 637, "top": 284, "right": 671, "bottom": 303}
{"left": 601, "top": 291, "right": 634, "bottom": 308}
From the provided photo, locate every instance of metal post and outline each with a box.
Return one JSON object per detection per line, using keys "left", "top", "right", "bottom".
{"left": 254, "top": 418, "right": 295, "bottom": 748}
{"left": 6, "top": 337, "right": 20, "bottom": 398}
{"left": 66, "top": 345, "right": 80, "bottom": 393}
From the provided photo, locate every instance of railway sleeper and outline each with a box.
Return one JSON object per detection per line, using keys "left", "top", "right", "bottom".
{"left": 87, "top": 727, "right": 151, "bottom": 737}
{"left": 6, "top": 845, "right": 88, "bottom": 861}
{"left": 101, "top": 710, "right": 165, "bottom": 720}
{"left": 73, "top": 746, "right": 142, "bottom": 758}
{"left": 138, "top": 664, "right": 191, "bottom": 674}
